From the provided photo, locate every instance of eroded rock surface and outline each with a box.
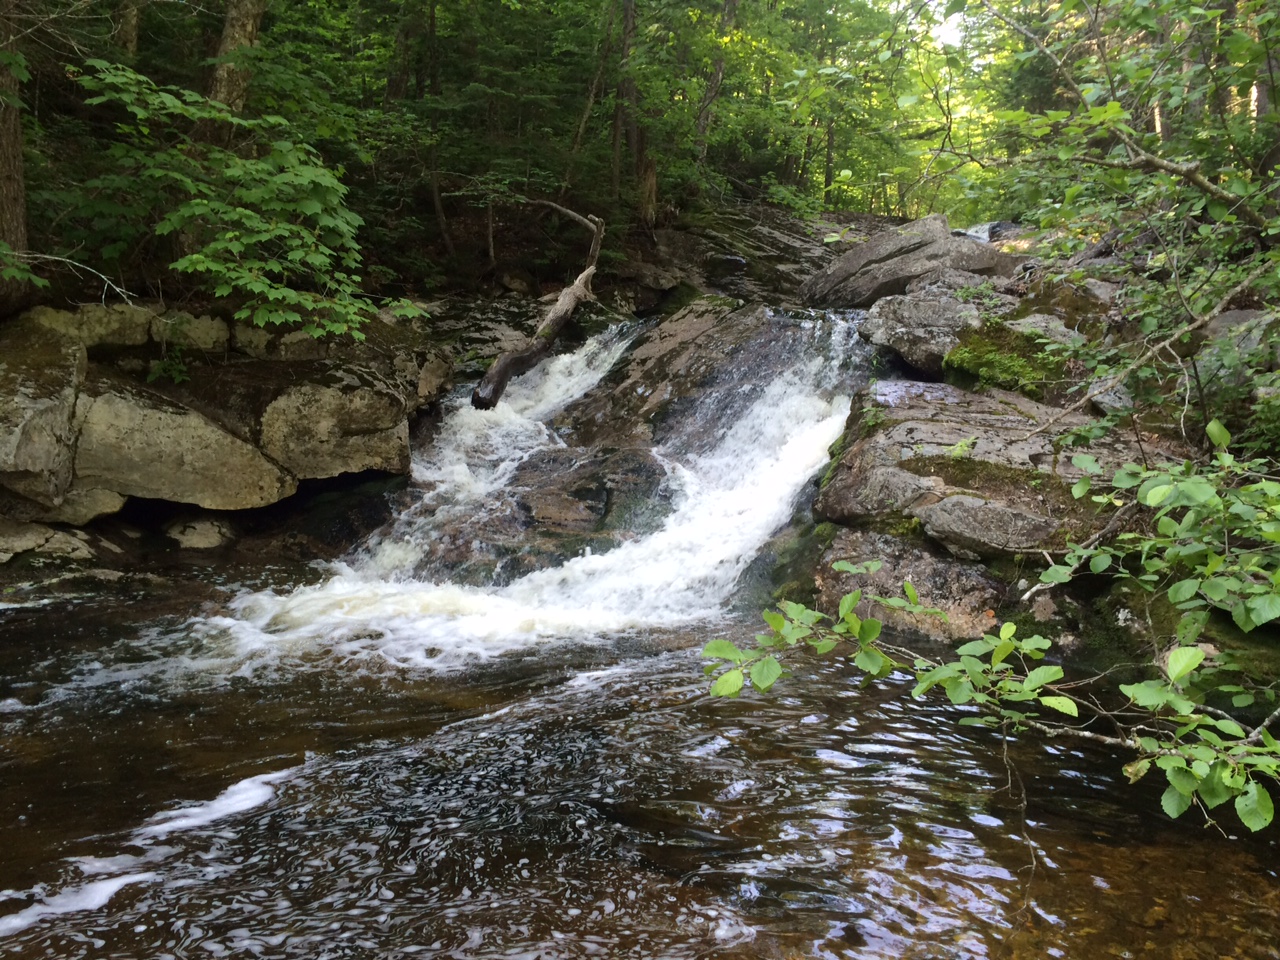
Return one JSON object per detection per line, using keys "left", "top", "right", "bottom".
{"left": 799, "top": 214, "right": 1027, "bottom": 308}
{"left": 815, "top": 380, "right": 1177, "bottom": 559}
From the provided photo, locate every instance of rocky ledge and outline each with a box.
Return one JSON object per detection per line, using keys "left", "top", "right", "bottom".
{"left": 0, "top": 300, "right": 464, "bottom": 565}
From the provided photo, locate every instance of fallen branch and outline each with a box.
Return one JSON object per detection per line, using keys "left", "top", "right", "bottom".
{"left": 472, "top": 208, "right": 605, "bottom": 409}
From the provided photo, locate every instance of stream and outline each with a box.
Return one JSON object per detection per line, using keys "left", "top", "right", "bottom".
{"left": 1, "top": 307, "right": 1278, "bottom": 959}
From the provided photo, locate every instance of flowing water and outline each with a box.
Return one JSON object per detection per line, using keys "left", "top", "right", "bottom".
{"left": 1, "top": 310, "right": 1278, "bottom": 959}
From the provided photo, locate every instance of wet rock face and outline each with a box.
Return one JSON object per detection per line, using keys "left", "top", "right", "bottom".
{"left": 799, "top": 214, "right": 1027, "bottom": 309}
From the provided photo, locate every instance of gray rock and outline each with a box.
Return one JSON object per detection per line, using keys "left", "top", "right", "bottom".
{"left": 22, "top": 303, "right": 154, "bottom": 348}
{"left": 260, "top": 367, "right": 410, "bottom": 480}
{"left": 1003, "top": 313, "right": 1084, "bottom": 347}
{"left": 815, "top": 528, "right": 1004, "bottom": 642}
{"left": 799, "top": 215, "right": 1027, "bottom": 308}
{"left": 912, "top": 494, "right": 1061, "bottom": 559}
{"left": 861, "top": 295, "right": 981, "bottom": 376}
{"left": 0, "top": 517, "right": 95, "bottom": 563}
{"left": 816, "top": 465, "right": 944, "bottom": 525}
{"left": 165, "top": 518, "right": 234, "bottom": 549}
{"left": 74, "top": 374, "right": 297, "bottom": 510}
{"left": 0, "top": 328, "right": 87, "bottom": 506}
{"left": 1090, "top": 383, "right": 1135, "bottom": 416}
{"left": 1081, "top": 278, "right": 1119, "bottom": 305}
{"left": 815, "top": 380, "right": 1180, "bottom": 558}
{"left": 150, "top": 312, "right": 229, "bottom": 352}
{"left": 26, "top": 486, "right": 126, "bottom": 525}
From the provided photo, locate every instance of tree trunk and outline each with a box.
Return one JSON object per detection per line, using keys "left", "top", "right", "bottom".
{"left": 115, "top": 0, "right": 142, "bottom": 57}
{"left": 0, "top": 0, "right": 28, "bottom": 316}
{"left": 208, "top": 0, "right": 269, "bottom": 112}
{"left": 693, "top": 0, "right": 738, "bottom": 158}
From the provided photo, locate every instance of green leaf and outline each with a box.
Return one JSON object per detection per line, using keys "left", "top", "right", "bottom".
{"left": 903, "top": 581, "right": 919, "bottom": 605}
{"left": 1235, "top": 782, "right": 1274, "bottom": 832}
{"left": 1071, "top": 477, "right": 1091, "bottom": 498}
{"left": 1205, "top": 419, "right": 1232, "bottom": 449}
{"left": 710, "top": 669, "right": 745, "bottom": 697}
{"left": 855, "top": 648, "right": 887, "bottom": 675}
{"left": 858, "top": 619, "right": 882, "bottom": 644}
{"left": 999, "top": 621, "right": 1016, "bottom": 641}
{"left": 1024, "top": 665, "right": 1065, "bottom": 690}
{"left": 1168, "top": 579, "right": 1201, "bottom": 603}
{"left": 750, "top": 656, "right": 783, "bottom": 692}
{"left": 701, "top": 639, "right": 745, "bottom": 662}
{"left": 944, "top": 0, "right": 967, "bottom": 16}
{"left": 1040, "top": 565, "right": 1074, "bottom": 584}
{"left": 1038, "top": 695, "right": 1078, "bottom": 716}
{"left": 1246, "top": 594, "right": 1280, "bottom": 626}
{"left": 1089, "top": 553, "right": 1113, "bottom": 574}
{"left": 838, "top": 591, "right": 858, "bottom": 621}
{"left": 1166, "top": 646, "right": 1205, "bottom": 684}
{"left": 1161, "top": 784, "right": 1194, "bottom": 819}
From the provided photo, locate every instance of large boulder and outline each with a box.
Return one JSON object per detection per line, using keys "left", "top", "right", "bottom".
{"left": 74, "top": 373, "right": 297, "bottom": 510}
{"left": 799, "top": 214, "right": 1027, "bottom": 308}
{"left": 860, "top": 295, "right": 981, "bottom": 376}
{"left": 815, "top": 380, "right": 1179, "bottom": 559}
{"left": 259, "top": 366, "right": 411, "bottom": 479}
{"left": 0, "top": 326, "right": 86, "bottom": 507}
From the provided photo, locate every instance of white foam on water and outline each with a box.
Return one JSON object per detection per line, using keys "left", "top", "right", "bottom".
{"left": 0, "top": 874, "right": 157, "bottom": 937}
{"left": 135, "top": 767, "right": 297, "bottom": 839}
{"left": 37, "top": 314, "right": 863, "bottom": 683}
{"left": 0, "top": 766, "right": 298, "bottom": 938}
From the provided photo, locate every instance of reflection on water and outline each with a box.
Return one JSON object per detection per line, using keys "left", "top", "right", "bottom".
{"left": 1, "top": 652, "right": 1278, "bottom": 959}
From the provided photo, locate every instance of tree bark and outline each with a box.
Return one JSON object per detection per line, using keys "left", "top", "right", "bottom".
{"left": 208, "top": 0, "right": 269, "bottom": 112}
{"left": 115, "top": 0, "right": 142, "bottom": 57}
{"left": 0, "top": 0, "right": 28, "bottom": 316}
{"left": 472, "top": 208, "right": 605, "bottom": 409}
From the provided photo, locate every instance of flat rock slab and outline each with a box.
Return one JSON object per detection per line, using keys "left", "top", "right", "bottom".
{"left": 816, "top": 380, "right": 1180, "bottom": 558}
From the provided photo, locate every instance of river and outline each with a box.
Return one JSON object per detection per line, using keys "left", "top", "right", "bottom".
{"left": 1, "top": 309, "right": 1278, "bottom": 958}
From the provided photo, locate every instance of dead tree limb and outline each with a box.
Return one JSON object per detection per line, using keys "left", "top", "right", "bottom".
{"left": 471, "top": 209, "right": 605, "bottom": 409}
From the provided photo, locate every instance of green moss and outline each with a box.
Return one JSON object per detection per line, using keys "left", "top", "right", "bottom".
{"left": 942, "top": 322, "right": 1065, "bottom": 402}
{"left": 819, "top": 432, "right": 851, "bottom": 490}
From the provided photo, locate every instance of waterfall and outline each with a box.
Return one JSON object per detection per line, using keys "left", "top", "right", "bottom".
{"left": 190, "top": 311, "right": 863, "bottom": 672}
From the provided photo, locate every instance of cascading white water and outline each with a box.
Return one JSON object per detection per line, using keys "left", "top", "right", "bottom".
{"left": 187, "top": 312, "right": 861, "bottom": 672}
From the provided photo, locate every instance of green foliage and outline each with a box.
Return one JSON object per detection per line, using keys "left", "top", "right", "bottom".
{"left": 706, "top": 561, "right": 1280, "bottom": 832}
{"left": 55, "top": 61, "right": 375, "bottom": 337}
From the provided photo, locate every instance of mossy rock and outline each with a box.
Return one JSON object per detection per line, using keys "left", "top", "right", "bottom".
{"left": 942, "top": 321, "right": 1066, "bottom": 402}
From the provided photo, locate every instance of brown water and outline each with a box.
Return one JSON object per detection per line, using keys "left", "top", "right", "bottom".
{"left": 1, "top": 614, "right": 1278, "bottom": 959}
